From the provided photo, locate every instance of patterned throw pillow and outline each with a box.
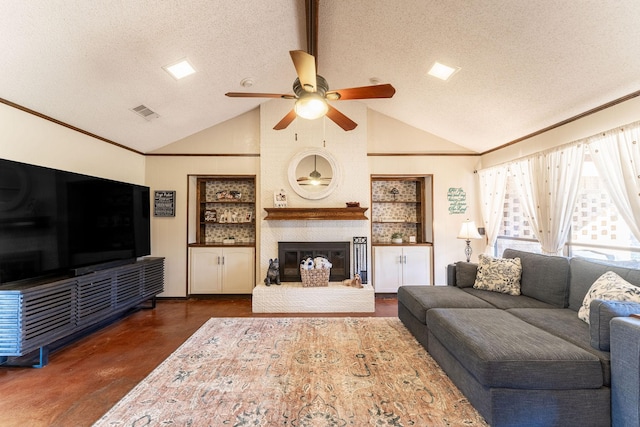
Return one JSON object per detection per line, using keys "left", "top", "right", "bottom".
{"left": 578, "top": 271, "right": 640, "bottom": 324}
{"left": 473, "top": 254, "right": 522, "bottom": 295}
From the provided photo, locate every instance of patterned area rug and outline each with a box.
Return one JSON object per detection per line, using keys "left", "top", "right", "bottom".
{"left": 93, "top": 317, "right": 487, "bottom": 426}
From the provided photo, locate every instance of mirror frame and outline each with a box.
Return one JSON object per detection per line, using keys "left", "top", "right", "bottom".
{"left": 287, "top": 148, "right": 341, "bottom": 200}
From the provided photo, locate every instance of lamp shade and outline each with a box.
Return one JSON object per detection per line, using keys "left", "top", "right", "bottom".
{"left": 457, "top": 220, "right": 482, "bottom": 240}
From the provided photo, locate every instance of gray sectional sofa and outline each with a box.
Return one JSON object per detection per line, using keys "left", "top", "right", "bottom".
{"left": 397, "top": 249, "right": 640, "bottom": 427}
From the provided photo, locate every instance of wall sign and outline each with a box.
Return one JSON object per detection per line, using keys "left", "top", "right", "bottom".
{"left": 447, "top": 187, "right": 467, "bottom": 214}
{"left": 154, "top": 190, "right": 176, "bottom": 217}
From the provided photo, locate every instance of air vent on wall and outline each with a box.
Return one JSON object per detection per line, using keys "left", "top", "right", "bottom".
{"left": 131, "top": 104, "right": 159, "bottom": 121}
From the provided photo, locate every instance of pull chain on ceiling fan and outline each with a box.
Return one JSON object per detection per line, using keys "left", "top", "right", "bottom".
{"left": 225, "top": 0, "right": 396, "bottom": 131}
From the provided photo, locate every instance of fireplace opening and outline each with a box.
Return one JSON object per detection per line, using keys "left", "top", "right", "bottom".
{"left": 278, "top": 241, "right": 350, "bottom": 282}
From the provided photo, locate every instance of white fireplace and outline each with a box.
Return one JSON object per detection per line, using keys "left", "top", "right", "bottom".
{"left": 255, "top": 100, "right": 374, "bottom": 313}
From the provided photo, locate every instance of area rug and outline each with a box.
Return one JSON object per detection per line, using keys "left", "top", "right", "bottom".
{"left": 93, "top": 317, "right": 487, "bottom": 426}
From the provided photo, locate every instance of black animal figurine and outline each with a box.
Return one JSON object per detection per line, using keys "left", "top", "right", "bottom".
{"left": 264, "top": 258, "right": 281, "bottom": 286}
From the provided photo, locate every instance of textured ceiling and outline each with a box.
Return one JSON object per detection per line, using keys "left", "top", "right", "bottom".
{"left": 1, "top": 0, "right": 639, "bottom": 154}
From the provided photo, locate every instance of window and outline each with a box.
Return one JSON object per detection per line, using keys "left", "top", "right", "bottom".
{"left": 496, "top": 149, "right": 640, "bottom": 267}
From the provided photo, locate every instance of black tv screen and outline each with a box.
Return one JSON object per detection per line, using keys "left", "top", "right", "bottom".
{"left": 0, "top": 158, "right": 150, "bottom": 284}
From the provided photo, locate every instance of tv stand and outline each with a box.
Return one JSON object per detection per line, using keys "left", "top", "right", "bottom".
{"left": 70, "top": 257, "right": 137, "bottom": 277}
{"left": 0, "top": 257, "right": 164, "bottom": 368}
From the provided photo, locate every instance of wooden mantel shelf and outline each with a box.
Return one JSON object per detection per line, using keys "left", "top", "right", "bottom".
{"left": 264, "top": 207, "right": 368, "bottom": 221}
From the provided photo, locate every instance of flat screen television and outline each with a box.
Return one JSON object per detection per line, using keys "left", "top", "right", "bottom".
{"left": 0, "top": 158, "right": 151, "bottom": 284}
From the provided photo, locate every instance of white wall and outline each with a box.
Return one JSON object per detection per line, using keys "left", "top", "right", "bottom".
{"left": 0, "top": 102, "right": 145, "bottom": 183}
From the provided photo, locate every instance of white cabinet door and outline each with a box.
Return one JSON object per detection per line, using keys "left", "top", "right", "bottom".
{"left": 373, "top": 246, "right": 431, "bottom": 293}
{"left": 402, "top": 246, "right": 431, "bottom": 285}
{"left": 221, "top": 247, "right": 255, "bottom": 294}
{"left": 190, "top": 247, "right": 255, "bottom": 294}
{"left": 373, "top": 246, "right": 403, "bottom": 292}
{"left": 190, "top": 247, "right": 223, "bottom": 293}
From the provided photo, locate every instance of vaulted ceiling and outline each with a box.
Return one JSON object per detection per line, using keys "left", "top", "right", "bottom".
{"left": 2, "top": 1, "right": 639, "bottom": 154}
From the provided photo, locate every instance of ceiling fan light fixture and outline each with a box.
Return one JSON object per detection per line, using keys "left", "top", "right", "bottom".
{"left": 294, "top": 92, "right": 329, "bottom": 120}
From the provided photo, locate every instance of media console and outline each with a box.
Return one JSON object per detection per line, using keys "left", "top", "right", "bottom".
{"left": 0, "top": 257, "right": 164, "bottom": 367}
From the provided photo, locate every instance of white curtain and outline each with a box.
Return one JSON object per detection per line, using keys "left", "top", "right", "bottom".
{"left": 587, "top": 121, "right": 640, "bottom": 242}
{"left": 478, "top": 165, "right": 508, "bottom": 255}
{"left": 510, "top": 143, "right": 586, "bottom": 255}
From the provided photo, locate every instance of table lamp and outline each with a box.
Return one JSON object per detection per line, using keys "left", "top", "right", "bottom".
{"left": 457, "top": 219, "right": 482, "bottom": 262}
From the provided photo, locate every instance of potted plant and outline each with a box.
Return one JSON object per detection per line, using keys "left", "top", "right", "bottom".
{"left": 391, "top": 232, "right": 403, "bottom": 244}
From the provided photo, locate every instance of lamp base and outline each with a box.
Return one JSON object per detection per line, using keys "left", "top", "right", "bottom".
{"left": 464, "top": 240, "right": 472, "bottom": 263}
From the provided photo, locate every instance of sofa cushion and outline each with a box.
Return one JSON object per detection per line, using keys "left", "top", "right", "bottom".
{"left": 427, "top": 308, "right": 603, "bottom": 390}
{"left": 590, "top": 299, "right": 640, "bottom": 351}
{"left": 503, "top": 249, "right": 570, "bottom": 307}
{"left": 507, "top": 307, "right": 612, "bottom": 386}
{"left": 455, "top": 261, "right": 477, "bottom": 288}
{"left": 569, "top": 257, "right": 640, "bottom": 312}
{"left": 397, "top": 286, "right": 493, "bottom": 325}
{"left": 473, "top": 254, "right": 522, "bottom": 295}
{"left": 462, "top": 288, "right": 556, "bottom": 309}
{"left": 579, "top": 271, "right": 640, "bottom": 323}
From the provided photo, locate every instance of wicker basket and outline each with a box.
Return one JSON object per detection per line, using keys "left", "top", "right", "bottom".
{"left": 300, "top": 267, "right": 330, "bottom": 287}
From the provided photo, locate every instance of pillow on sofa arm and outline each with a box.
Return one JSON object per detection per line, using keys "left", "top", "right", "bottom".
{"left": 579, "top": 271, "right": 640, "bottom": 324}
{"left": 455, "top": 261, "right": 478, "bottom": 288}
{"left": 590, "top": 299, "right": 640, "bottom": 351}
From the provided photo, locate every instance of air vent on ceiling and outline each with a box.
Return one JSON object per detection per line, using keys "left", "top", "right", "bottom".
{"left": 131, "top": 104, "right": 159, "bottom": 121}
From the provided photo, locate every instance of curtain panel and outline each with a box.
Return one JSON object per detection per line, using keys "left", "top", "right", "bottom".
{"left": 509, "top": 143, "right": 586, "bottom": 255}
{"left": 478, "top": 165, "right": 508, "bottom": 255}
{"left": 587, "top": 121, "right": 640, "bottom": 242}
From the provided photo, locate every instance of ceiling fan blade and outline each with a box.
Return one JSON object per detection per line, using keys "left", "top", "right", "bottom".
{"left": 273, "top": 109, "right": 297, "bottom": 130}
{"left": 225, "top": 92, "right": 294, "bottom": 99}
{"left": 326, "top": 83, "right": 396, "bottom": 100}
{"left": 326, "top": 105, "right": 357, "bottom": 131}
{"left": 290, "top": 50, "right": 317, "bottom": 92}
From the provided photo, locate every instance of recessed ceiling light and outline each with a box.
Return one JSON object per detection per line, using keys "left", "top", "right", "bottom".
{"left": 427, "top": 61, "right": 460, "bottom": 81}
{"left": 163, "top": 59, "right": 196, "bottom": 80}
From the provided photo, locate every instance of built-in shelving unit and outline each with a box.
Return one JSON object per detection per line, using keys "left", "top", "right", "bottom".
{"left": 371, "top": 176, "right": 432, "bottom": 244}
{"left": 195, "top": 176, "right": 256, "bottom": 246}
{"left": 189, "top": 175, "right": 256, "bottom": 295}
{"left": 371, "top": 175, "right": 434, "bottom": 292}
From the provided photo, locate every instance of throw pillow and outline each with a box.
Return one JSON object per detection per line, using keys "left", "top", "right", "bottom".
{"left": 455, "top": 261, "right": 478, "bottom": 288}
{"left": 579, "top": 271, "right": 640, "bottom": 324}
{"left": 473, "top": 254, "right": 522, "bottom": 295}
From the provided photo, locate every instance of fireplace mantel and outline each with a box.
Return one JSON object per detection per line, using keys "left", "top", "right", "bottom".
{"left": 264, "top": 207, "right": 368, "bottom": 221}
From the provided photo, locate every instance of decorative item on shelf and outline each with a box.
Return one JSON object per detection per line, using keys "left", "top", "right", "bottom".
{"left": 391, "top": 232, "right": 403, "bottom": 244}
{"left": 264, "top": 258, "right": 281, "bottom": 286}
{"left": 409, "top": 235, "right": 417, "bottom": 243}
{"left": 219, "top": 209, "right": 231, "bottom": 223}
{"left": 216, "top": 190, "right": 242, "bottom": 201}
{"left": 223, "top": 236, "right": 235, "bottom": 244}
{"left": 457, "top": 219, "right": 482, "bottom": 262}
{"left": 244, "top": 212, "right": 253, "bottom": 223}
{"left": 204, "top": 209, "right": 217, "bottom": 222}
{"left": 390, "top": 187, "right": 399, "bottom": 201}
{"left": 274, "top": 189, "right": 288, "bottom": 208}
{"left": 346, "top": 202, "right": 360, "bottom": 208}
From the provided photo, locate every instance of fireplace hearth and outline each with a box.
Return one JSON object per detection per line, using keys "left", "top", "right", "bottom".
{"left": 278, "top": 241, "right": 350, "bottom": 282}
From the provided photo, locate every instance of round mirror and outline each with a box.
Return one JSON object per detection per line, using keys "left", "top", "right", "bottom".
{"left": 288, "top": 148, "right": 341, "bottom": 200}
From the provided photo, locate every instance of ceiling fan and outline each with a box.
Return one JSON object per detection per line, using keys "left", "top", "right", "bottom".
{"left": 225, "top": 0, "right": 396, "bottom": 131}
